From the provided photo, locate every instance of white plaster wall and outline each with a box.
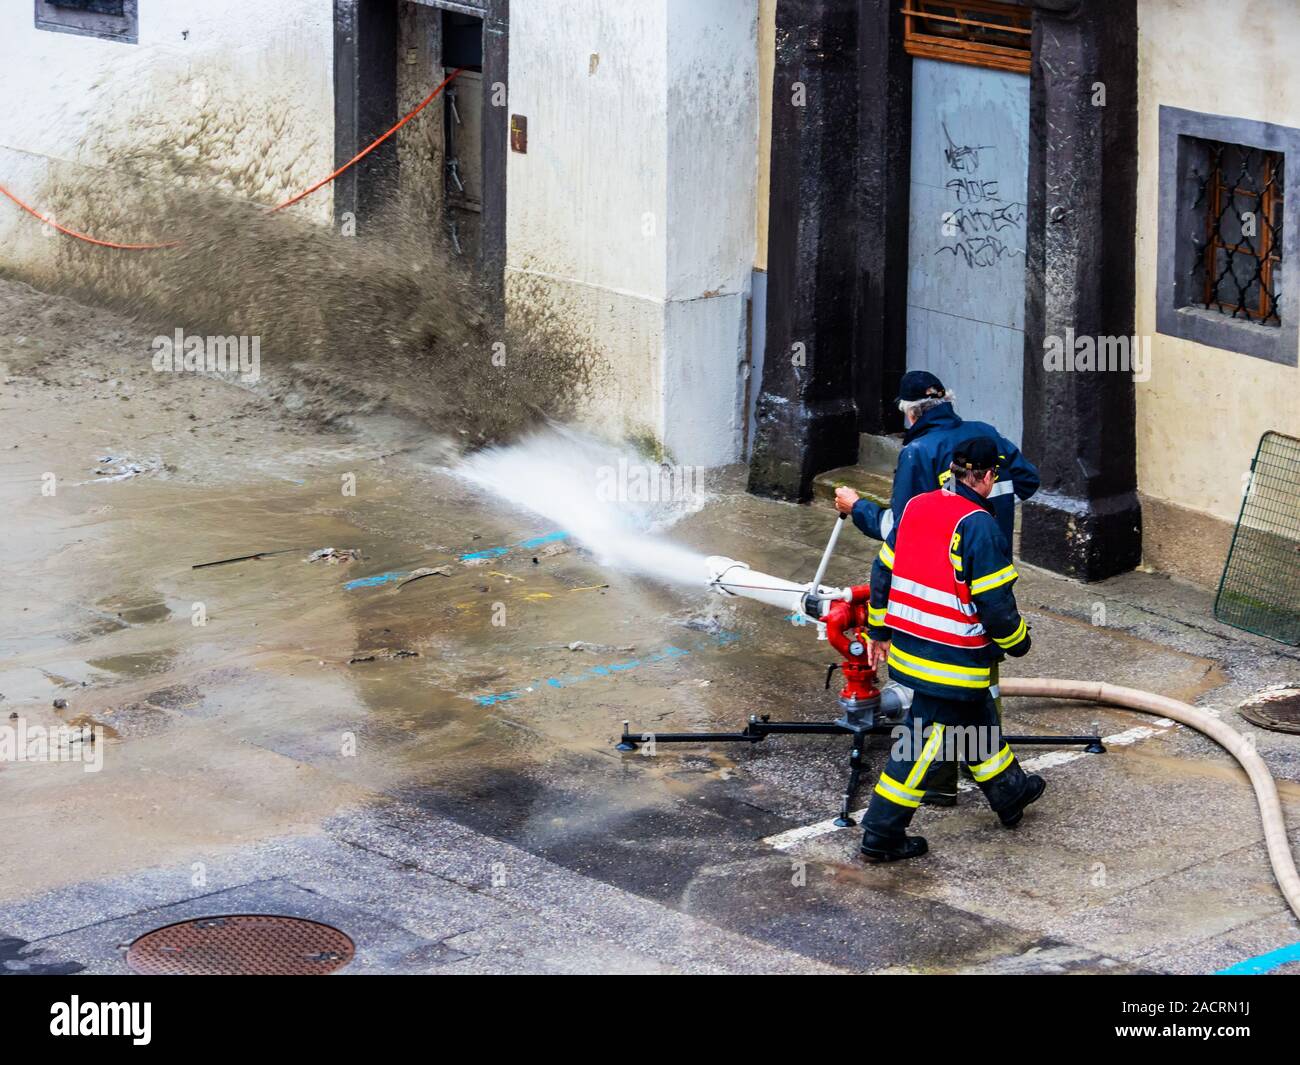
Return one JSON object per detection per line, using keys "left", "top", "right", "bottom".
{"left": 506, "top": 0, "right": 668, "bottom": 297}
{"left": 1137, "top": 0, "right": 1300, "bottom": 522}
{"left": 0, "top": 0, "right": 334, "bottom": 274}
{"left": 506, "top": 0, "right": 758, "bottom": 465}
{"left": 662, "top": 0, "right": 757, "bottom": 465}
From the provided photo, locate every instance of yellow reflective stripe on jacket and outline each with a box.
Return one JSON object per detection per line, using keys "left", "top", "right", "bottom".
{"left": 868, "top": 604, "right": 888, "bottom": 626}
{"left": 993, "top": 617, "right": 1028, "bottom": 649}
{"left": 949, "top": 552, "right": 963, "bottom": 572}
{"left": 878, "top": 542, "right": 895, "bottom": 570}
{"left": 969, "top": 564, "right": 1018, "bottom": 595}
{"left": 970, "top": 744, "right": 1014, "bottom": 782}
{"left": 904, "top": 724, "right": 946, "bottom": 790}
{"left": 889, "top": 644, "right": 990, "bottom": 680}
{"left": 874, "top": 771, "right": 923, "bottom": 809}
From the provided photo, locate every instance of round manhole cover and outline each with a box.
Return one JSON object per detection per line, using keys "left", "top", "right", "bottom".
{"left": 126, "top": 915, "right": 355, "bottom": 976}
{"left": 1238, "top": 685, "right": 1300, "bottom": 734}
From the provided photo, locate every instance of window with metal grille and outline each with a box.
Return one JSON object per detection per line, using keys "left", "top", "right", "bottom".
{"left": 1156, "top": 107, "right": 1298, "bottom": 366}
{"left": 1192, "top": 140, "right": 1284, "bottom": 325}
{"left": 902, "top": 0, "right": 1031, "bottom": 74}
{"left": 34, "top": 0, "right": 137, "bottom": 43}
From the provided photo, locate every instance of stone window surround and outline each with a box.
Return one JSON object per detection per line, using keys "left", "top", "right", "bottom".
{"left": 1157, "top": 105, "right": 1300, "bottom": 367}
{"left": 34, "top": 0, "right": 138, "bottom": 45}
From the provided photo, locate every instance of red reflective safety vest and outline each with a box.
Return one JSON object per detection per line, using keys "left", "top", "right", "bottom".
{"left": 885, "top": 490, "right": 991, "bottom": 649}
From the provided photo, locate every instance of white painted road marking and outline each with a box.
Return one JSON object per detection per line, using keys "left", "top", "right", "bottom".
{"left": 762, "top": 717, "right": 1176, "bottom": 851}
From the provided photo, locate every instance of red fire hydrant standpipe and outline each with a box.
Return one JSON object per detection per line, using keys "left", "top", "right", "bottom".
{"left": 821, "top": 587, "right": 881, "bottom": 710}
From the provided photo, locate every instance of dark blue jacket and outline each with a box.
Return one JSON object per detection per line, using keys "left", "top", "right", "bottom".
{"left": 865, "top": 479, "right": 1031, "bottom": 703}
{"left": 851, "top": 403, "right": 1039, "bottom": 550}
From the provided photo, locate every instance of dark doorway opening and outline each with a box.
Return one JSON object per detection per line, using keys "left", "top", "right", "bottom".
{"left": 333, "top": 0, "right": 507, "bottom": 300}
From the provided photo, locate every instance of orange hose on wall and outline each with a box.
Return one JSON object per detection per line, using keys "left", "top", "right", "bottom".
{"left": 0, "top": 68, "right": 464, "bottom": 250}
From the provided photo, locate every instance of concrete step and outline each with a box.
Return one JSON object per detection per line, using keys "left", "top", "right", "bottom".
{"left": 812, "top": 466, "right": 892, "bottom": 507}
{"left": 859, "top": 431, "right": 903, "bottom": 475}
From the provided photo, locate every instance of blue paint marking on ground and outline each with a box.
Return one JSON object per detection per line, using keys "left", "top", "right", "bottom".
{"left": 459, "top": 530, "right": 569, "bottom": 561}
{"left": 343, "top": 531, "right": 569, "bottom": 589}
{"left": 343, "top": 570, "right": 408, "bottom": 590}
{"left": 1216, "top": 940, "right": 1300, "bottom": 975}
{"left": 472, "top": 629, "right": 742, "bottom": 706}
{"left": 474, "top": 646, "right": 692, "bottom": 706}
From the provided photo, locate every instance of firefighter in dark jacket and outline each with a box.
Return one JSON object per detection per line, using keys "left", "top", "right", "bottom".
{"left": 857, "top": 437, "right": 1045, "bottom": 863}
{"left": 835, "top": 369, "right": 1039, "bottom": 554}
{"left": 835, "top": 370, "right": 1039, "bottom": 806}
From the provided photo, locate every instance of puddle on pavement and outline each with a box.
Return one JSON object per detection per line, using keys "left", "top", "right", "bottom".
{"left": 85, "top": 650, "right": 178, "bottom": 678}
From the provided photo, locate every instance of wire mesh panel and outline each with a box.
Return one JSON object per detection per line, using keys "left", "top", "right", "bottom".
{"left": 1215, "top": 432, "right": 1300, "bottom": 645}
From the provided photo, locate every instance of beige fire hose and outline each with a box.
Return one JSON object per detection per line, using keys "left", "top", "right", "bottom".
{"left": 1002, "top": 678, "right": 1300, "bottom": 922}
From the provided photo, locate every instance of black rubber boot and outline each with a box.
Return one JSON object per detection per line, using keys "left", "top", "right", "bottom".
{"left": 995, "top": 773, "right": 1046, "bottom": 827}
{"left": 859, "top": 830, "right": 929, "bottom": 863}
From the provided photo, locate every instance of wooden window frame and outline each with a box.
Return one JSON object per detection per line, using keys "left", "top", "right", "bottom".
{"left": 1201, "top": 147, "right": 1284, "bottom": 323}
{"left": 902, "top": 0, "right": 1031, "bottom": 74}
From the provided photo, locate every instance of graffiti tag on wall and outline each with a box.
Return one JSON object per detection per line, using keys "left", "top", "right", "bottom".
{"left": 936, "top": 122, "right": 1025, "bottom": 269}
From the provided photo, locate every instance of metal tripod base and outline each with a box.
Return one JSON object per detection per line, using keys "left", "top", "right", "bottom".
{"left": 616, "top": 716, "right": 1106, "bottom": 828}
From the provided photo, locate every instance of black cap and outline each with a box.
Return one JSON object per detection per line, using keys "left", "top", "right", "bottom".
{"left": 896, "top": 370, "right": 947, "bottom": 403}
{"left": 951, "top": 436, "right": 1000, "bottom": 472}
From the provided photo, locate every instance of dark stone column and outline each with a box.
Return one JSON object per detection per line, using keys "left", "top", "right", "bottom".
{"left": 748, "top": 0, "right": 861, "bottom": 502}
{"left": 332, "top": 0, "right": 398, "bottom": 230}
{"left": 1019, "top": 0, "right": 1142, "bottom": 580}
{"left": 480, "top": 0, "right": 509, "bottom": 311}
{"left": 852, "top": 0, "right": 911, "bottom": 434}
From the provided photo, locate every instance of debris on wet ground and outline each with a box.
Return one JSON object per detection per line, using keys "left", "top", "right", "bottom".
{"left": 396, "top": 566, "right": 453, "bottom": 589}
{"left": 52, "top": 698, "right": 68, "bottom": 709}
{"left": 348, "top": 648, "right": 421, "bottom": 664}
{"left": 531, "top": 540, "right": 570, "bottom": 562}
{"left": 83, "top": 456, "right": 165, "bottom": 484}
{"left": 306, "top": 548, "right": 362, "bottom": 564}
{"left": 192, "top": 548, "right": 299, "bottom": 569}
{"left": 680, "top": 615, "right": 726, "bottom": 635}
{"left": 565, "top": 640, "right": 636, "bottom": 654}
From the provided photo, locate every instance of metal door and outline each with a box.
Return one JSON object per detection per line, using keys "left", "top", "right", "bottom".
{"left": 445, "top": 67, "right": 482, "bottom": 259}
{"left": 905, "top": 57, "right": 1029, "bottom": 441}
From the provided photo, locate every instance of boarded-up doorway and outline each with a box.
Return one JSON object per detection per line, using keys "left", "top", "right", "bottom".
{"left": 903, "top": 2, "right": 1030, "bottom": 441}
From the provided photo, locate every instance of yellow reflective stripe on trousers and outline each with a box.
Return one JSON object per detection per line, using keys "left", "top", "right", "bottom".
{"left": 970, "top": 564, "right": 1018, "bottom": 595}
{"left": 970, "top": 743, "right": 1014, "bottom": 782}
{"left": 993, "top": 617, "right": 1028, "bottom": 649}
{"left": 874, "top": 771, "right": 923, "bottom": 808}
{"left": 904, "top": 723, "right": 946, "bottom": 790}
{"left": 878, "top": 542, "right": 895, "bottom": 570}
{"left": 887, "top": 644, "right": 990, "bottom": 690}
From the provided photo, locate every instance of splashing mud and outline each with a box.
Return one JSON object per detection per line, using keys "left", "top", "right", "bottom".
{"left": 11, "top": 171, "right": 603, "bottom": 449}
{"left": 457, "top": 425, "right": 711, "bottom": 588}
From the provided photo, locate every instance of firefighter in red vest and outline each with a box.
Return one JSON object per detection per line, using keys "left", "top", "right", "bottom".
{"left": 858, "top": 437, "right": 1045, "bottom": 862}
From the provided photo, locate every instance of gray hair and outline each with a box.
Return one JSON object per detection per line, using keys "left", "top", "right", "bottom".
{"left": 898, "top": 389, "right": 956, "bottom": 422}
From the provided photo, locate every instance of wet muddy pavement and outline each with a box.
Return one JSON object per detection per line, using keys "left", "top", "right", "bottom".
{"left": 3, "top": 282, "right": 1300, "bottom": 974}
